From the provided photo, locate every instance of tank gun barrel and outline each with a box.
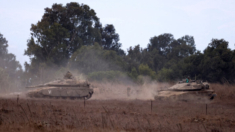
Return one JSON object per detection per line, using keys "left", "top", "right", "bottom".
{"left": 25, "top": 85, "right": 45, "bottom": 88}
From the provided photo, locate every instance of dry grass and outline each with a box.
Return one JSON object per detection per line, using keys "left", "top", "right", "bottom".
{"left": 211, "top": 83, "right": 235, "bottom": 102}
{"left": 0, "top": 83, "right": 234, "bottom": 132}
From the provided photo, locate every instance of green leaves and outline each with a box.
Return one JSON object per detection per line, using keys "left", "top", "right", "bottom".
{"left": 0, "top": 33, "right": 8, "bottom": 56}
{"left": 0, "top": 33, "right": 22, "bottom": 92}
{"left": 101, "top": 24, "right": 121, "bottom": 52}
{"left": 182, "top": 39, "right": 235, "bottom": 83}
{"left": 124, "top": 34, "right": 197, "bottom": 82}
{"left": 156, "top": 68, "right": 174, "bottom": 82}
{"left": 21, "top": 2, "right": 235, "bottom": 83}
{"left": 25, "top": 2, "right": 102, "bottom": 68}
{"left": 138, "top": 64, "right": 156, "bottom": 79}
{"left": 24, "top": 2, "right": 124, "bottom": 81}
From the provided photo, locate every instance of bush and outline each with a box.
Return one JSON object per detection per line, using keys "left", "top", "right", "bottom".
{"left": 156, "top": 68, "right": 174, "bottom": 82}
{"left": 138, "top": 64, "right": 156, "bottom": 79}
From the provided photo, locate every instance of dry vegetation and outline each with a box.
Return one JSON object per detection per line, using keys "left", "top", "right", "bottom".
{"left": 211, "top": 84, "right": 235, "bottom": 102}
{"left": 0, "top": 84, "right": 234, "bottom": 132}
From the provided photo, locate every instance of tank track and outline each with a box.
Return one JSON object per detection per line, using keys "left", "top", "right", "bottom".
{"left": 27, "top": 91, "right": 93, "bottom": 100}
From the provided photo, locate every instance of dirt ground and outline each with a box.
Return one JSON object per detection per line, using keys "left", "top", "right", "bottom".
{"left": 0, "top": 84, "right": 234, "bottom": 132}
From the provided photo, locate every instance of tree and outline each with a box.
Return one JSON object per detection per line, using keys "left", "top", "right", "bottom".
{"left": 101, "top": 24, "right": 122, "bottom": 53}
{"left": 125, "top": 45, "right": 143, "bottom": 72}
{"left": 200, "top": 39, "right": 235, "bottom": 83}
{"left": 0, "top": 33, "right": 22, "bottom": 91}
{"left": 167, "top": 35, "right": 196, "bottom": 60}
{"left": 128, "top": 67, "right": 138, "bottom": 79}
{"left": 156, "top": 68, "right": 174, "bottom": 82}
{"left": 25, "top": 2, "right": 102, "bottom": 68}
{"left": 138, "top": 64, "right": 156, "bottom": 79}
{"left": 182, "top": 51, "right": 204, "bottom": 79}
{"left": 144, "top": 34, "right": 196, "bottom": 73}
{"left": 0, "top": 33, "right": 8, "bottom": 57}
{"left": 147, "top": 33, "right": 174, "bottom": 55}
{"left": 0, "top": 33, "right": 22, "bottom": 78}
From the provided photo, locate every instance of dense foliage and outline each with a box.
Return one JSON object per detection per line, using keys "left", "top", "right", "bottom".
{"left": 23, "top": 2, "right": 235, "bottom": 84}
{"left": 0, "top": 33, "right": 22, "bottom": 92}
{"left": 23, "top": 2, "right": 124, "bottom": 84}
{"left": 184, "top": 39, "right": 235, "bottom": 83}
{"left": 1, "top": 2, "right": 235, "bottom": 90}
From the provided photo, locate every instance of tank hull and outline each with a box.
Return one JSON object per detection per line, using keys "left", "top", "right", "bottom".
{"left": 26, "top": 72, "right": 94, "bottom": 100}
{"left": 27, "top": 86, "right": 93, "bottom": 99}
{"left": 156, "top": 81, "right": 215, "bottom": 100}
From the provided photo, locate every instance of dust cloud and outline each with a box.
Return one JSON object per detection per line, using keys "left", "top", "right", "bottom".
{"left": 0, "top": 47, "right": 173, "bottom": 101}
{"left": 91, "top": 80, "right": 170, "bottom": 100}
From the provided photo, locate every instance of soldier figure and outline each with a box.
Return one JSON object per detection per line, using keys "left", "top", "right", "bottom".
{"left": 127, "top": 87, "right": 131, "bottom": 97}
{"left": 210, "top": 92, "right": 217, "bottom": 100}
{"left": 186, "top": 76, "right": 190, "bottom": 83}
{"left": 64, "top": 71, "right": 73, "bottom": 79}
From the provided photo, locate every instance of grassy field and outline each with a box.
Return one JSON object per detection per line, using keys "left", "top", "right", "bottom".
{"left": 0, "top": 84, "right": 234, "bottom": 132}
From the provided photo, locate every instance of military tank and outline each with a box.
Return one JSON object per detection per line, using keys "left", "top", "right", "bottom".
{"left": 26, "top": 71, "right": 94, "bottom": 100}
{"left": 156, "top": 80, "right": 215, "bottom": 101}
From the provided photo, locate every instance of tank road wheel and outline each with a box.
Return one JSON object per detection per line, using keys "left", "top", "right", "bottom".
{"left": 85, "top": 93, "right": 92, "bottom": 100}
{"left": 69, "top": 97, "right": 75, "bottom": 100}
{"left": 42, "top": 95, "right": 47, "bottom": 98}
{"left": 33, "top": 92, "right": 43, "bottom": 98}
{"left": 54, "top": 96, "right": 60, "bottom": 99}
{"left": 76, "top": 97, "right": 83, "bottom": 100}
{"left": 62, "top": 96, "right": 67, "bottom": 99}
{"left": 27, "top": 93, "right": 34, "bottom": 98}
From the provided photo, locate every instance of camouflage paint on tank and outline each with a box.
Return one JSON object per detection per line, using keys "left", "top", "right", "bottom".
{"left": 157, "top": 80, "right": 215, "bottom": 100}
{"left": 26, "top": 72, "right": 93, "bottom": 100}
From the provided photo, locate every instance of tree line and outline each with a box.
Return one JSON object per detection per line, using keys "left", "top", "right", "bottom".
{"left": 0, "top": 2, "right": 235, "bottom": 91}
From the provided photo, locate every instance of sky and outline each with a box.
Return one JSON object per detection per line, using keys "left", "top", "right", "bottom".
{"left": 0, "top": 0, "right": 235, "bottom": 67}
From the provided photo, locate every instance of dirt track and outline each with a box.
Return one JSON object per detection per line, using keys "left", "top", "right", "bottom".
{"left": 0, "top": 96, "right": 234, "bottom": 132}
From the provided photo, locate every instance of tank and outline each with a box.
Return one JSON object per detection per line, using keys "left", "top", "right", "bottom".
{"left": 156, "top": 80, "right": 215, "bottom": 101}
{"left": 26, "top": 71, "right": 94, "bottom": 100}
